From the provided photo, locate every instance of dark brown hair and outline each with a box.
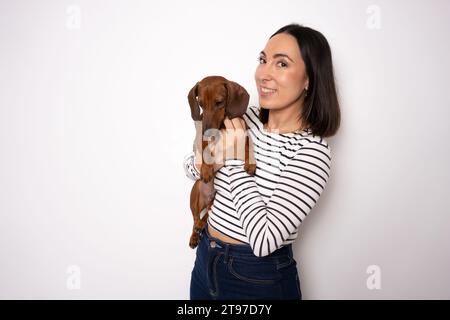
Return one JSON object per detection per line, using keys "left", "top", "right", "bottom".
{"left": 259, "top": 23, "right": 341, "bottom": 138}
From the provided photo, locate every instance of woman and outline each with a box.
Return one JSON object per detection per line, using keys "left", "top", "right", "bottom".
{"left": 183, "top": 23, "right": 340, "bottom": 299}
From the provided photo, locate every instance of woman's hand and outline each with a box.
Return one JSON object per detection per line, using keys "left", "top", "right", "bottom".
{"left": 193, "top": 117, "right": 248, "bottom": 173}
{"left": 192, "top": 121, "right": 224, "bottom": 173}
{"left": 213, "top": 117, "right": 248, "bottom": 166}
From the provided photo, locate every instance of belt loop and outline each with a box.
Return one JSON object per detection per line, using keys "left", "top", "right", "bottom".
{"left": 223, "top": 244, "right": 230, "bottom": 264}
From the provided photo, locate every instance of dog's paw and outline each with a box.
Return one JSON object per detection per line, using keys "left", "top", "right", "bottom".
{"left": 189, "top": 234, "right": 200, "bottom": 249}
{"left": 244, "top": 163, "right": 257, "bottom": 175}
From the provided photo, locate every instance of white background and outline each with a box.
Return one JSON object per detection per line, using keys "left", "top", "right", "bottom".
{"left": 1, "top": 0, "right": 449, "bottom": 299}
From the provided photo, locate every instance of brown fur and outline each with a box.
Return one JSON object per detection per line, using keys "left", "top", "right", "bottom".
{"left": 187, "top": 76, "right": 256, "bottom": 248}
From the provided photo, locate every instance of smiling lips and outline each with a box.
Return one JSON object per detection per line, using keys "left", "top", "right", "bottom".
{"left": 260, "top": 86, "right": 277, "bottom": 96}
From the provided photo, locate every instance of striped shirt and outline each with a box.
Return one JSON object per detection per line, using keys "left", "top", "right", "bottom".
{"left": 183, "top": 105, "right": 332, "bottom": 257}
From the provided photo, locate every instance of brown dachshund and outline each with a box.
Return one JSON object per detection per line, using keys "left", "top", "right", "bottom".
{"left": 187, "top": 76, "right": 256, "bottom": 248}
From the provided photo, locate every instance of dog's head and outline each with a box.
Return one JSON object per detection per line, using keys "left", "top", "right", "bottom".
{"left": 188, "top": 76, "right": 249, "bottom": 134}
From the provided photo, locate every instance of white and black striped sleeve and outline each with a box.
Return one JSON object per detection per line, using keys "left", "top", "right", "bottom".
{"left": 225, "top": 141, "right": 332, "bottom": 257}
{"left": 183, "top": 151, "right": 201, "bottom": 181}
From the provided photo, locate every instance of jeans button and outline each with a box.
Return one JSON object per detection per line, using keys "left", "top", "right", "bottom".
{"left": 210, "top": 240, "right": 216, "bottom": 248}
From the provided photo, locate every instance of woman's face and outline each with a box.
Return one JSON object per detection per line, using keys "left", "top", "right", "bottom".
{"left": 255, "top": 33, "right": 309, "bottom": 110}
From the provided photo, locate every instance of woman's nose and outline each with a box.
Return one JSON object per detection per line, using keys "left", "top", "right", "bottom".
{"left": 257, "top": 64, "right": 273, "bottom": 82}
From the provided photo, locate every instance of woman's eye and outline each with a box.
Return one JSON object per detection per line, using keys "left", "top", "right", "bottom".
{"left": 258, "top": 57, "right": 265, "bottom": 64}
{"left": 277, "top": 61, "right": 288, "bottom": 68}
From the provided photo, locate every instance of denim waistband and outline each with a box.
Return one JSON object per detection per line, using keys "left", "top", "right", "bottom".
{"left": 200, "top": 224, "right": 292, "bottom": 260}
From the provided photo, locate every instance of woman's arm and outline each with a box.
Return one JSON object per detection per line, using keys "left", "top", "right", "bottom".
{"left": 222, "top": 119, "right": 332, "bottom": 257}
{"left": 183, "top": 151, "right": 201, "bottom": 181}
{"left": 183, "top": 121, "right": 226, "bottom": 181}
{"left": 183, "top": 149, "right": 224, "bottom": 181}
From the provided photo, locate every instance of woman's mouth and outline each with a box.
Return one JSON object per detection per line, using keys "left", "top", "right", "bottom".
{"left": 260, "top": 86, "right": 277, "bottom": 97}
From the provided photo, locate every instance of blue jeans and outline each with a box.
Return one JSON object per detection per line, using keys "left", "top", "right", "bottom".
{"left": 190, "top": 223, "right": 302, "bottom": 300}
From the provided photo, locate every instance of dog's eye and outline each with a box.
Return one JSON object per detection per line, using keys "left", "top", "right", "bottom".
{"left": 215, "top": 100, "right": 225, "bottom": 107}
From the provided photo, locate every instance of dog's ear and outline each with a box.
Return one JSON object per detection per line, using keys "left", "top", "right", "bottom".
{"left": 188, "top": 82, "right": 202, "bottom": 121}
{"left": 224, "top": 81, "right": 249, "bottom": 119}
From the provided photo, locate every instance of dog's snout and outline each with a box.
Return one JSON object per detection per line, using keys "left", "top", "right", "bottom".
{"left": 202, "top": 123, "right": 221, "bottom": 136}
